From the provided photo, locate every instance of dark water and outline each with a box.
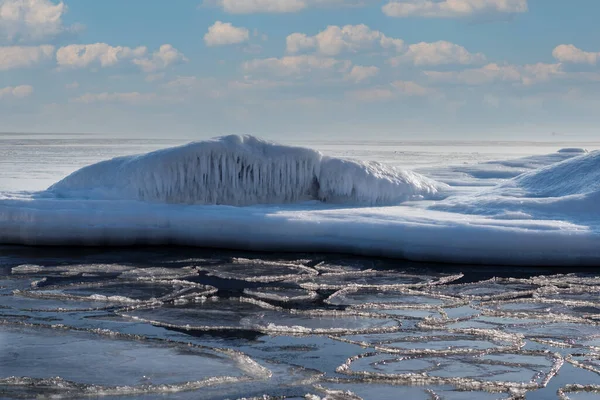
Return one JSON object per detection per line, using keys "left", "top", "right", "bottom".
{"left": 1, "top": 246, "right": 599, "bottom": 399}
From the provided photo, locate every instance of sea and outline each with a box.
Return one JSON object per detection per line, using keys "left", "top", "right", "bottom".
{"left": 1, "top": 133, "right": 600, "bottom": 399}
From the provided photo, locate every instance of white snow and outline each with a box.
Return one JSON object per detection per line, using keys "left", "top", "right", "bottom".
{"left": 47, "top": 135, "right": 443, "bottom": 206}
{"left": 1, "top": 136, "right": 600, "bottom": 266}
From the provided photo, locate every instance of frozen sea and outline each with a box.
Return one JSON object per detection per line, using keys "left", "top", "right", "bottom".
{"left": 1, "top": 134, "right": 600, "bottom": 399}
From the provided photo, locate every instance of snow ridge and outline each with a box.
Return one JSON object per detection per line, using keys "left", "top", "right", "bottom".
{"left": 48, "top": 135, "right": 443, "bottom": 206}
{"left": 513, "top": 150, "right": 600, "bottom": 197}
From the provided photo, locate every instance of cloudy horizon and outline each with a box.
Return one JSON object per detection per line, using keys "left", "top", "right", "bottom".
{"left": 1, "top": 0, "right": 600, "bottom": 140}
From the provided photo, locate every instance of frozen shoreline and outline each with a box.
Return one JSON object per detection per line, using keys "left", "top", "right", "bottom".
{"left": 1, "top": 136, "right": 599, "bottom": 266}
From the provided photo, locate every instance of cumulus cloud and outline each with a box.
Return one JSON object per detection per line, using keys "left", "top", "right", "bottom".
{"left": 0, "top": 44, "right": 53, "bottom": 70}
{"left": 243, "top": 54, "right": 351, "bottom": 76}
{"left": 553, "top": 44, "right": 599, "bottom": 65}
{"left": 286, "top": 24, "right": 404, "bottom": 56}
{"left": 56, "top": 43, "right": 147, "bottom": 68}
{"left": 0, "top": 84, "right": 33, "bottom": 98}
{"left": 424, "top": 62, "right": 563, "bottom": 86}
{"left": 392, "top": 41, "right": 486, "bottom": 66}
{"left": 345, "top": 65, "right": 379, "bottom": 82}
{"left": 0, "top": 0, "right": 71, "bottom": 42}
{"left": 383, "top": 0, "right": 528, "bottom": 18}
{"left": 132, "top": 44, "right": 187, "bottom": 72}
{"left": 204, "top": 21, "right": 250, "bottom": 46}
{"left": 56, "top": 43, "right": 186, "bottom": 72}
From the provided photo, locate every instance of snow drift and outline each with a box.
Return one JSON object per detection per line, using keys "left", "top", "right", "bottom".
{"left": 512, "top": 150, "right": 600, "bottom": 197}
{"left": 47, "top": 135, "right": 443, "bottom": 206}
{"left": 432, "top": 150, "right": 600, "bottom": 221}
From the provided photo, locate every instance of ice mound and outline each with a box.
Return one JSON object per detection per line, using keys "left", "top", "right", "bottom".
{"left": 512, "top": 150, "right": 600, "bottom": 197}
{"left": 47, "top": 135, "right": 442, "bottom": 206}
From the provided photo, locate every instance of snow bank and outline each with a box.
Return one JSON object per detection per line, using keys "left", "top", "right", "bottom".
{"left": 47, "top": 135, "right": 443, "bottom": 206}
{"left": 1, "top": 198, "right": 599, "bottom": 266}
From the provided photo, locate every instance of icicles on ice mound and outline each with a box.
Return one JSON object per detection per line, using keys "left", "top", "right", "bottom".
{"left": 48, "top": 135, "right": 443, "bottom": 206}
{"left": 49, "top": 135, "right": 321, "bottom": 205}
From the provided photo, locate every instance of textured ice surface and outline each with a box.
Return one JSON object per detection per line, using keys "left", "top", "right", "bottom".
{"left": 2, "top": 246, "right": 600, "bottom": 398}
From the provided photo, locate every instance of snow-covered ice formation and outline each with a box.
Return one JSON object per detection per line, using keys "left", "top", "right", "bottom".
{"left": 47, "top": 135, "right": 443, "bottom": 206}
{"left": 1, "top": 135, "right": 600, "bottom": 266}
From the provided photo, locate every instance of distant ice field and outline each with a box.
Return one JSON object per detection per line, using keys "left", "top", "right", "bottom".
{"left": 2, "top": 134, "right": 600, "bottom": 266}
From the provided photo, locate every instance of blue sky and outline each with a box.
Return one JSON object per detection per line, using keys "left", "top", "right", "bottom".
{"left": 1, "top": 0, "right": 600, "bottom": 139}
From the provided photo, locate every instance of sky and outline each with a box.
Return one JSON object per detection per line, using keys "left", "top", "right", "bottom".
{"left": 1, "top": 0, "right": 600, "bottom": 140}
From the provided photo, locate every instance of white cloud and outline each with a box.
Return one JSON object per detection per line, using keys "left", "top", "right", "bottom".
{"left": 204, "top": 21, "right": 250, "bottom": 46}
{"left": 65, "top": 81, "right": 78, "bottom": 89}
{"left": 72, "top": 92, "right": 160, "bottom": 105}
{"left": 391, "top": 80, "right": 435, "bottom": 96}
{"left": 228, "top": 78, "right": 293, "bottom": 90}
{"left": 0, "top": 44, "right": 53, "bottom": 70}
{"left": 345, "top": 65, "right": 379, "bottom": 82}
{"left": 383, "top": 0, "right": 528, "bottom": 18}
{"left": 521, "top": 63, "right": 563, "bottom": 85}
{"left": 424, "top": 63, "right": 520, "bottom": 85}
{"left": 348, "top": 80, "right": 434, "bottom": 102}
{"left": 132, "top": 44, "right": 187, "bottom": 72}
{"left": 56, "top": 43, "right": 186, "bottom": 72}
{"left": 392, "top": 41, "right": 485, "bottom": 66}
{"left": 552, "top": 44, "right": 599, "bottom": 65}
{"left": 56, "top": 43, "right": 147, "bottom": 68}
{"left": 0, "top": 0, "right": 69, "bottom": 42}
{"left": 0, "top": 84, "right": 33, "bottom": 98}
{"left": 424, "top": 62, "right": 562, "bottom": 85}
{"left": 286, "top": 24, "right": 404, "bottom": 56}
{"left": 207, "top": 0, "right": 367, "bottom": 14}
{"left": 243, "top": 54, "right": 351, "bottom": 76}
{"left": 216, "top": 0, "right": 306, "bottom": 14}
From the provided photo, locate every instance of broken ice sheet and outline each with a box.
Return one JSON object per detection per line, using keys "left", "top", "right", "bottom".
{"left": 334, "top": 329, "right": 522, "bottom": 354}
{"left": 478, "top": 298, "right": 600, "bottom": 321}
{"left": 425, "top": 278, "right": 540, "bottom": 301}
{"left": 339, "top": 350, "right": 560, "bottom": 390}
{"left": 0, "top": 278, "right": 38, "bottom": 296}
{"left": 298, "top": 271, "right": 462, "bottom": 291}
{"left": 243, "top": 287, "right": 318, "bottom": 303}
{"left": 0, "top": 325, "right": 264, "bottom": 390}
{"left": 28, "top": 280, "right": 215, "bottom": 304}
{"left": 11, "top": 263, "right": 134, "bottom": 278}
{"left": 326, "top": 287, "right": 461, "bottom": 309}
{"left": 199, "top": 258, "right": 317, "bottom": 283}
{"left": 558, "top": 384, "right": 600, "bottom": 400}
{"left": 122, "top": 297, "right": 401, "bottom": 335}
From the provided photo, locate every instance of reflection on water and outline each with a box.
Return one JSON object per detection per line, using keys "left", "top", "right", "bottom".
{"left": 1, "top": 246, "right": 600, "bottom": 399}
